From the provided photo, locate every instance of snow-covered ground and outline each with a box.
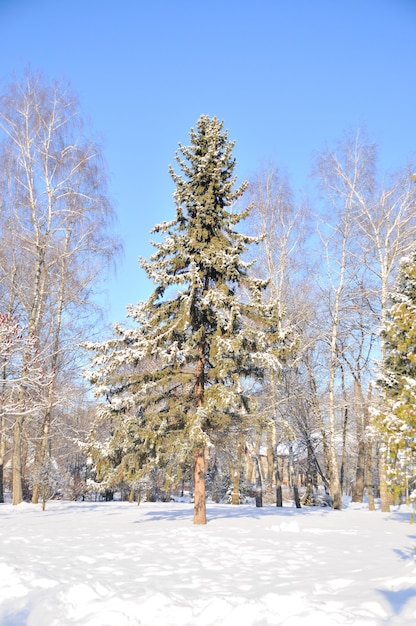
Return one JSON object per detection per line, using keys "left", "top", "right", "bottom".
{"left": 0, "top": 498, "right": 415, "bottom": 625}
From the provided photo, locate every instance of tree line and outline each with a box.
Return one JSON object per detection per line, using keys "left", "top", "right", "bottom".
{"left": 84, "top": 117, "right": 416, "bottom": 523}
{"left": 1, "top": 73, "right": 415, "bottom": 522}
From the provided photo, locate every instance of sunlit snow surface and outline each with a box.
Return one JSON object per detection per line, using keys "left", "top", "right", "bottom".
{"left": 1, "top": 499, "right": 415, "bottom": 625}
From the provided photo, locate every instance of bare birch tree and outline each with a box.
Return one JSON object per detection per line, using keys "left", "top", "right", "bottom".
{"left": 347, "top": 151, "right": 416, "bottom": 511}
{"left": 314, "top": 131, "right": 416, "bottom": 511}
{"left": 312, "top": 134, "right": 373, "bottom": 509}
{"left": 0, "top": 71, "right": 119, "bottom": 504}
{"left": 245, "top": 165, "right": 309, "bottom": 505}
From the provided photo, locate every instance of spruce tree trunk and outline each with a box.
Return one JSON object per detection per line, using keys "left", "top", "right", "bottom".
{"left": 194, "top": 341, "right": 207, "bottom": 524}
{"left": 230, "top": 476, "right": 240, "bottom": 504}
{"left": 194, "top": 447, "right": 206, "bottom": 524}
{"left": 230, "top": 464, "right": 240, "bottom": 505}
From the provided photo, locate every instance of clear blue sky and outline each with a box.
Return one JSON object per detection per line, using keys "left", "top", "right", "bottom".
{"left": 1, "top": 0, "right": 415, "bottom": 325}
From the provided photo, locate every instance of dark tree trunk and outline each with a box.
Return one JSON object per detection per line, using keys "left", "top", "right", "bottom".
{"left": 274, "top": 453, "right": 283, "bottom": 507}
{"left": 252, "top": 455, "right": 263, "bottom": 507}
{"left": 289, "top": 444, "right": 301, "bottom": 509}
{"left": 351, "top": 440, "right": 366, "bottom": 503}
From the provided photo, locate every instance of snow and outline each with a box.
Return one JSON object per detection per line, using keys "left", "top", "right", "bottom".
{"left": 1, "top": 499, "right": 416, "bottom": 625}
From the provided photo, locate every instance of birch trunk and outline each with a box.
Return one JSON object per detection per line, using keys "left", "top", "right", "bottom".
{"left": 12, "top": 415, "right": 24, "bottom": 505}
{"left": 32, "top": 231, "right": 69, "bottom": 504}
{"left": 327, "top": 265, "right": 344, "bottom": 510}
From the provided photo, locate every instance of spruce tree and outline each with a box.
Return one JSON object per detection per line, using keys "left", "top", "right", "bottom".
{"left": 85, "top": 116, "right": 290, "bottom": 523}
{"left": 375, "top": 249, "right": 416, "bottom": 501}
